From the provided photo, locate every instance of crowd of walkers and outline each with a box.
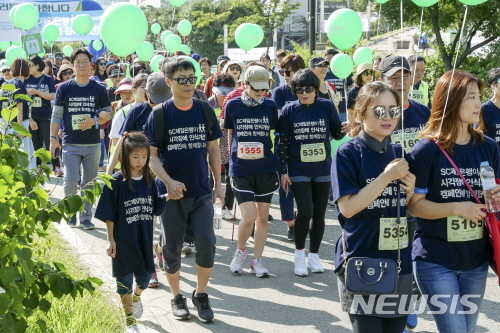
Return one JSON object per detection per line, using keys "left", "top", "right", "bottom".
{"left": 1, "top": 46, "right": 500, "bottom": 333}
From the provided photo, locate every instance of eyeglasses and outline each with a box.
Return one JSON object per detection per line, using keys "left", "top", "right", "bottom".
{"left": 279, "top": 70, "right": 294, "bottom": 77}
{"left": 74, "top": 61, "right": 90, "bottom": 67}
{"left": 55, "top": 57, "right": 62, "bottom": 60}
{"left": 294, "top": 86, "right": 315, "bottom": 94}
{"left": 170, "top": 76, "right": 198, "bottom": 85}
{"left": 362, "top": 70, "right": 374, "bottom": 76}
{"left": 228, "top": 66, "right": 241, "bottom": 71}
{"left": 1, "top": 69, "right": 10, "bottom": 73}
{"left": 372, "top": 106, "right": 402, "bottom": 119}
{"left": 249, "top": 85, "right": 268, "bottom": 92}
{"left": 314, "top": 63, "right": 329, "bottom": 69}
{"left": 386, "top": 75, "right": 410, "bottom": 83}
{"left": 110, "top": 74, "right": 125, "bottom": 78}
{"left": 61, "top": 71, "right": 73, "bottom": 76}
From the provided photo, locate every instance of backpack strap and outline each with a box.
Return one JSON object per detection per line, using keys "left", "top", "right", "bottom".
{"left": 153, "top": 104, "right": 165, "bottom": 156}
{"left": 197, "top": 99, "right": 215, "bottom": 138}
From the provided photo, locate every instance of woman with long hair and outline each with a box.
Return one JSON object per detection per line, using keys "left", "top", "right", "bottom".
{"left": 407, "top": 70, "right": 500, "bottom": 332}
{"left": 347, "top": 63, "right": 377, "bottom": 112}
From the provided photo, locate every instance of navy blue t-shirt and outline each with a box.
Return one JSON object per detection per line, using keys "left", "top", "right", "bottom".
{"left": 482, "top": 99, "right": 500, "bottom": 146}
{"left": 346, "top": 86, "right": 360, "bottom": 109}
{"left": 2, "top": 78, "right": 29, "bottom": 122}
{"left": 325, "top": 71, "right": 353, "bottom": 114}
{"left": 144, "top": 98, "right": 223, "bottom": 198}
{"left": 407, "top": 137, "right": 499, "bottom": 270}
{"left": 120, "top": 101, "right": 152, "bottom": 134}
{"left": 94, "top": 172, "right": 166, "bottom": 277}
{"left": 55, "top": 79, "right": 111, "bottom": 145}
{"left": 271, "top": 84, "right": 297, "bottom": 110}
{"left": 332, "top": 136, "right": 412, "bottom": 275}
{"left": 224, "top": 97, "right": 278, "bottom": 177}
{"left": 25, "top": 74, "right": 56, "bottom": 119}
{"left": 278, "top": 98, "right": 343, "bottom": 177}
{"left": 391, "top": 99, "right": 431, "bottom": 153}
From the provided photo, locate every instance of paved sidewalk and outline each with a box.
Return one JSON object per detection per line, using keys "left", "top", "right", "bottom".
{"left": 45, "top": 176, "right": 500, "bottom": 333}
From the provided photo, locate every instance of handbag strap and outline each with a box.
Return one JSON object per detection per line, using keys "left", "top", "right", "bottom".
{"left": 434, "top": 140, "right": 482, "bottom": 205}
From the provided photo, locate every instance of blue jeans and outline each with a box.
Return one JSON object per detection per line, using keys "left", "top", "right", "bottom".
{"left": 413, "top": 261, "right": 488, "bottom": 333}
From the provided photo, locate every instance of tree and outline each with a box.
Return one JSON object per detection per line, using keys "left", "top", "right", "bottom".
{"left": 362, "top": 0, "right": 500, "bottom": 71}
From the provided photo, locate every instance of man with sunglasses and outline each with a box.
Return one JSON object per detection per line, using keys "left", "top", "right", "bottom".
{"left": 144, "top": 57, "right": 223, "bottom": 324}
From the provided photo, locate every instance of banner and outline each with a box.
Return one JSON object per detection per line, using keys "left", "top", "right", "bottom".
{"left": 228, "top": 47, "right": 276, "bottom": 61}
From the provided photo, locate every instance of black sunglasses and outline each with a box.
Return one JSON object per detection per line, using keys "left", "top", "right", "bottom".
{"left": 372, "top": 106, "right": 402, "bottom": 119}
{"left": 279, "top": 70, "right": 294, "bottom": 77}
{"left": 228, "top": 66, "right": 241, "bottom": 71}
{"left": 171, "top": 76, "right": 197, "bottom": 85}
{"left": 314, "top": 63, "right": 329, "bottom": 69}
{"left": 1, "top": 69, "right": 10, "bottom": 73}
{"left": 250, "top": 85, "right": 268, "bottom": 92}
{"left": 362, "top": 70, "right": 374, "bottom": 76}
{"left": 99, "top": 62, "right": 106, "bottom": 66}
{"left": 110, "top": 74, "right": 125, "bottom": 78}
{"left": 294, "top": 86, "right": 315, "bottom": 94}
{"left": 55, "top": 57, "right": 62, "bottom": 60}
{"left": 61, "top": 70, "right": 73, "bottom": 76}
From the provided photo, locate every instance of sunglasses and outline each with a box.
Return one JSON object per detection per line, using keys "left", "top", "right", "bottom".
{"left": 294, "top": 86, "right": 315, "bottom": 94}
{"left": 362, "top": 70, "right": 374, "bottom": 76}
{"left": 314, "top": 63, "right": 329, "bottom": 69}
{"left": 99, "top": 63, "right": 106, "bottom": 66}
{"left": 1, "top": 69, "right": 10, "bottom": 73}
{"left": 250, "top": 85, "right": 268, "bottom": 92}
{"left": 55, "top": 57, "right": 62, "bottom": 60}
{"left": 228, "top": 66, "right": 241, "bottom": 71}
{"left": 61, "top": 71, "right": 73, "bottom": 76}
{"left": 279, "top": 70, "right": 294, "bottom": 77}
{"left": 110, "top": 74, "right": 125, "bottom": 78}
{"left": 171, "top": 76, "right": 198, "bottom": 85}
{"left": 372, "top": 106, "right": 402, "bottom": 119}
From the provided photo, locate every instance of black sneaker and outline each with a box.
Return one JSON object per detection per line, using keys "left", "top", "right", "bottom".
{"left": 192, "top": 290, "right": 214, "bottom": 323}
{"left": 171, "top": 294, "right": 190, "bottom": 320}
{"left": 67, "top": 215, "right": 77, "bottom": 227}
{"left": 287, "top": 227, "right": 294, "bottom": 241}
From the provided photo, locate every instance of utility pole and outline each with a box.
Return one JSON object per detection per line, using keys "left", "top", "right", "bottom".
{"left": 224, "top": 25, "right": 228, "bottom": 56}
{"left": 366, "top": 3, "right": 371, "bottom": 41}
{"left": 309, "top": 0, "right": 316, "bottom": 53}
{"left": 319, "top": 0, "right": 324, "bottom": 43}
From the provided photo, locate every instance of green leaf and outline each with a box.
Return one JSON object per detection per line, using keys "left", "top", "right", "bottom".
{"left": 55, "top": 277, "right": 73, "bottom": 294}
{"left": 0, "top": 108, "right": 18, "bottom": 123}
{"left": 53, "top": 262, "right": 67, "bottom": 273}
{"left": 12, "top": 150, "right": 29, "bottom": 168}
{"left": 99, "top": 174, "right": 114, "bottom": 189}
{"left": 0, "top": 84, "right": 16, "bottom": 93}
{"left": 0, "top": 97, "right": 8, "bottom": 101}
{"left": 33, "top": 188, "right": 49, "bottom": 202}
{"left": 37, "top": 210, "right": 49, "bottom": 224}
{"left": 0, "top": 203, "right": 9, "bottom": 222}
{"left": 11, "top": 122, "right": 31, "bottom": 138}
{"left": 13, "top": 94, "right": 33, "bottom": 103}
{"left": 14, "top": 247, "right": 32, "bottom": 262}
{"left": 22, "top": 293, "right": 39, "bottom": 309}
{"left": 0, "top": 293, "right": 10, "bottom": 314}
{"left": 44, "top": 273, "right": 60, "bottom": 289}
{"left": 0, "top": 180, "right": 8, "bottom": 198}
{"left": 33, "top": 149, "right": 51, "bottom": 164}
{"left": 70, "top": 288, "right": 78, "bottom": 300}
{"left": 36, "top": 319, "right": 47, "bottom": 333}
{"left": 48, "top": 209, "right": 62, "bottom": 223}
{"left": 66, "top": 195, "right": 83, "bottom": 213}
{"left": 87, "top": 277, "right": 103, "bottom": 286}
{"left": 0, "top": 166, "right": 14, "bottom": 184}
{"left": 38, "top": 298, "right": 51, "bottom": 312}
{"left": 83, "top": 189, "right": 95, "bottom": 203}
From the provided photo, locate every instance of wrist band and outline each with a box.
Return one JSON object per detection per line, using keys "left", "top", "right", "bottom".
{"left": 50, "top": 135, "right": 57, "bottom": 139}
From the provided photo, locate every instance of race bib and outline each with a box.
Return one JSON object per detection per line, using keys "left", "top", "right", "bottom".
{"left": 300, "top": 142, "right": 326, "bottom": 162}
{"left": 409, "top": 90, "right": 424, "bottom": 104}
{"left": 379, "top": 217, "right": 408, "bottom": 250}
{"left": 32, "top": 96, "right": 42, "bottom": 108}
{"left": 391, "top": 132, "right": 420, "bottom": 153}
{"left": 237, "top": 142, "right": 264, "bottom": 160}
{"left": 72, "top": 114, "right": 90, "bottom": 131}
{"left": 447, "top": 215, "right": 484, "bottom": 242}
{"left": 332, "top": 91, "right": 342, "bottom": 106}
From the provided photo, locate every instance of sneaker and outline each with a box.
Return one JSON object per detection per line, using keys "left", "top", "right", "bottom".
{"left": 250, "top": 258, "right": 269, "bottom": 278}
{"left": 287, "top": 227, "right": 294, "bottom": 241}
{"left": 80, "top": 219, "right": 95, "bottom": 230}
{"left": 148, "top": 272, "right": 159, "bottom": 288}
{"left": 406, "top": 312, "right": 418, "bottom": 329}
{"left": 67, "top": 215, "right": 77, "bottom": 227}
{"left": 327, "top": 200, "right": 336, "bottom": 207}
{"left": 153, "top": 243, "right": 164, "bottom": 271}
{"left": 125, "top": 315, "right": 139, "bottom": 333}
{"left": 221, "top": 208, "right": 234, "bottom": 220}
{"left": 192, "top": 290, "right": 214, "bottom": 323}
{"left": 53, "top": 166, "right": 64, "bottom": 177}
{"left": 98, "top": 166, "right": 105, "bottom": 172}
{"left": 247, "top": 236, "right": 254, "bottom": 244}
{"left": 171, "top": 294, "right": 190, "bottom": 320}
{"left": 268, "top": 214, "right": 273, "bottom": 221}
{"left": 132, "top": 293, "right": 143, "bottom": 318}
{"left": 294, "top": 251, "right": 308, "bottom": 277}
{"left": 307, "top": 253, "right": 324, "bottom": 273}
{"left": 230, "top": 248, "right": 246, "bottom": 273}
{"left": 181, "top": 242, "right": 194, "bottom": 254}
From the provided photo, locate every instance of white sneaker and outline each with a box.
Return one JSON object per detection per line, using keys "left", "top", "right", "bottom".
{"left": 327, "top": 200, "right": 336, "bottom": 207}
{"left": 307, "top": 253, "right": 324, "bottom": 273}
{"left": 222, "top": 208, "right": 234, "bottom": 220}
{"left": 294, "top": 251, "right": 308, "bottom": 276}
{"left": 250, "top": 258, "right": 269, "bottom": 278}
{"left": 230, "top": 249, "right": 246, "bottom": 273}
{"left": 181, "top": 242, "right": 194, "bottom": 254}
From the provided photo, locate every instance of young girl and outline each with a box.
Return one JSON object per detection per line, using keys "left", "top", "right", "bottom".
{"left": 95, "top": 131, "right": 166, "bottom": 331}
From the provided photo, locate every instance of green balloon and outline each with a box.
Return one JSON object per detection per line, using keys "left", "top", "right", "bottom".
{"left": 168, "top": 0, "right": 186, "bottom": 7}
{"left": 151, "top": 23, "right": 161, "bottom": 35}
{"left": 93, "top": 40, "right": 103, "bottom": 51}
{"left": 136, "top": 42, "right": 154, "bottom": 61}
{"left": 14, "top": 3, "right": 39, "bottom": 31}
{"left": 6, "top": 46, "right": 27, "bottom": 65}
{"left": 9, "top": 4, "right": 20, "bottom": 27}
{"left": 330, "top": 53, "right": 354, "bottom": 79}
{"left": 353, "top": 47, "right": 373, "bottom": 66}
{"left": 83, "top": 40, "right": 91, "bottom": 45}
{"left": 374, "top": 0, "right": 389, "bottom": 3}
{"left": 12, "top": 41, "right": 21, "bottom": 47}
{"left": 43, "top": 24, "right": 60, "bottom": 42}
{"left": 0, "top": 41, "right": 11, "bottom": 51}
{"left": 99, "top": 3, "right": 148, "bottom": 57}
{"left": 458, "top": 0, "right": 487, "bottom": 4}
{"left": 150, "top": 55, "right": 163, "bottom": 72}
{"left": 165, "top": 34, "right": 182, "bottom": 53}
{"left": 326, "top": 9, "right": 362, "bottom": 50}
{"left": 38, "top": 52, "right": 45, "bottom": 57}
{"left": 254, "top": 24, "right": 264, "bottom": 45}
{"left": 180, "top": 44, "right": 190, "bottom": 54}
{"left": 180, "top": 56, "right": 202, "bottom": 86}
{"left": 412, "top": 0, "right": 438, "bottom": 5}
{"left": 72, "top": 14, "right": 94, "bottom": 36}
{"left": 161, "top": 30, "right": 173, "bottom": 45}
{"left": 235, "top": 23, "right": 261, "bottom": 52}
{"left": 177, "top": 20, "right": 192, "bottom": 37}
{"left": 63, "top": 45, "right": 74, "bottom": 57}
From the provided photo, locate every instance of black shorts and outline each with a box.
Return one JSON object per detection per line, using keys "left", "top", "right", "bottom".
{"left": 231, "top": 172, "right": 279, "bottom": 204}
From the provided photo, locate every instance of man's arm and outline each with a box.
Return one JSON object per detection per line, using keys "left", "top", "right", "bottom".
{"left": 149, "top": 145, "right": 186, "bottom": 200}
{"left": 207, "top": 140, "right": 224, "bottom": 205}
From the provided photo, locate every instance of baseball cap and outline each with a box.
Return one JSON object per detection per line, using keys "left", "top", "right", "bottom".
{"left": 109, "top": 69, "right": 124, "bottom": 78}
{"left": 146, "top": 72, "right": 170, "bottom": 105}
{"left": 115, "top": 82, "right": 133, "bottom": 94}
{"left": 217, "top": 55, "right": 230, "bottom": 66}
{"left": 379, "top": 55, "right": 410, "bottom": 77}
{"left": 309, "top": 56, "right": 329, "bottom": 67}
{"left": 244, "top": 66, "right": 269, "bottom": 90}
{"left": 192, "top": 53, "right": 201, "bottom": 61}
